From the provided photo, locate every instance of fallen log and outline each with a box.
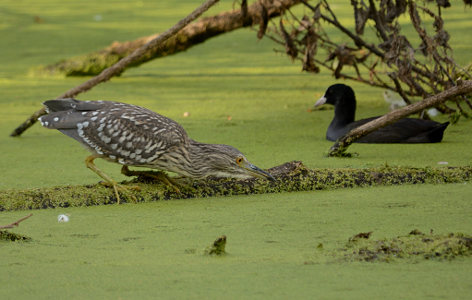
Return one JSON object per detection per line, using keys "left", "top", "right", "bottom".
{"left": 34, "top": 0, "right": 302, "bottom": 76}
{"left": 1, "top": 161, "right": 471, "bottom": 211}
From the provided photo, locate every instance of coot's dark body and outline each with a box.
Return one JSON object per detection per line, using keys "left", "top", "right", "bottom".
{"left": 315, "top": 84, "right": 449, "bottom": 143}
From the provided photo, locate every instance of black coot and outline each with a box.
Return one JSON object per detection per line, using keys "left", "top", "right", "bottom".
{"left": 315, "top": 84, "right": 449, "bottom": 143}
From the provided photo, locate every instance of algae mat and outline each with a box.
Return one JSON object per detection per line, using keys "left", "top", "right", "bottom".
{"left": 1, "top": 183, "right": 471, "bottom": 299}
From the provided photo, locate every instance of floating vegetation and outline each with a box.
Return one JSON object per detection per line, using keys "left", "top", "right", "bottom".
{"left": 0, "top": 230, "right": 31, "bottom": 242}
{"left": 204, "top": 235, "right": 227, "bottom": 256}
{"left": 339, "top": 230, "right": 472, "bottom": 262}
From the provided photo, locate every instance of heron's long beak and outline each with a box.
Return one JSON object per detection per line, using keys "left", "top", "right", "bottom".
{"left": 314, "top": 95, "right": 327, "bottom": 108}
{"left": 243, "top": 162, "right": 275, "bottom": 181}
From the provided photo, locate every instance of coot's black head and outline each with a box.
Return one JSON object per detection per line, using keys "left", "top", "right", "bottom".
{"left": 315, "top": 84, "right": 355, "bottom": 106}
{"left": 314, "top": 84, "right": 357, "bottom": 125}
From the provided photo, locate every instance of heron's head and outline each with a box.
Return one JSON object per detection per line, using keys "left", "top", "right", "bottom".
{"left": 189, "top": 142, "right": 275, "bottom": 181}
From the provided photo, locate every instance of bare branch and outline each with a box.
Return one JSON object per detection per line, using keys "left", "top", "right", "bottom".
{"left": 388, "top": 73, "right": 412, "bottom": 105}
{"left": 317, "top": 2, "right": 384, "bottom": 57}
{"left": 368, "top": 0, "right": 389, "bottom": 41}
{"left": 0, "top": 214, "right": 33, "bottom": 229}
{"left": 265, "top": 0, "right": 471, "bottom": 133}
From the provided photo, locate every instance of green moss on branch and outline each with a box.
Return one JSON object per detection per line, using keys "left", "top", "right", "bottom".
{"left": 1, "top": 161, "right": 471, "bottom": 211}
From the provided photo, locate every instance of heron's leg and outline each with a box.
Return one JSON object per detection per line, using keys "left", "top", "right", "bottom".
{"left": 121, "top": 166, "right": 181, "bottom": 193}
{"left": 85, "top": 155, "right": 139, "bottom": 203}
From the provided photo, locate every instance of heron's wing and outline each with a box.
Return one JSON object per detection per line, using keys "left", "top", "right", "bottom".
{"left": 43, "top": 99, "right": 104, "bottom": 112}
{"left": 40, "top": 100, "right": 189, "bottom": 165}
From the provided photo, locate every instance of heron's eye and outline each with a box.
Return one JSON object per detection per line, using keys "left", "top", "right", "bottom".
{"left": 236, "top": 157, "right": 243, "bottom": 165}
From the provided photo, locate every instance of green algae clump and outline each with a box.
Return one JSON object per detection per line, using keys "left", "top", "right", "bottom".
{"left": 340, "top": 230, "right": 472, "bottom": 262}
{"left": 0, "top": 230, "right": 31, "bottom": 242}
{"left": 204, "top": 235, "right": 227, "bottom": 256}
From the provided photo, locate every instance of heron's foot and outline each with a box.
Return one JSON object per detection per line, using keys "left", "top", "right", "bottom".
{"left": 85, "top": 155, "right": 140, "bottom": 204}
{"left": 99, "top": 181, "right": 140, "bottom": 204}
{"left": 121, "top": 166, "right": 181, "bottom": 193}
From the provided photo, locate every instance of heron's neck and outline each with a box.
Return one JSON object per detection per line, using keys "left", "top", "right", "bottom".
{"left": 181, "top": 140, "right": 221, "bottom": 178}
{"left": 188, "top": 139, "right": 218, "bottom": 157}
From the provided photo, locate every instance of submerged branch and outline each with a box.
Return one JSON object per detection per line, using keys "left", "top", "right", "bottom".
{"left": 1, "top": 161, "right": 471, "bottom": 211}
{"left": 0, "top": 214, "right": 33, "bottom": 229}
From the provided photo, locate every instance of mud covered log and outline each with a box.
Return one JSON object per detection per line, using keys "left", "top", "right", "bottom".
{"left": 35, "top": 0, "right": 302, "bottom": 76}
{"left": 1, "top": 161, "right": 471, "bottom": 211}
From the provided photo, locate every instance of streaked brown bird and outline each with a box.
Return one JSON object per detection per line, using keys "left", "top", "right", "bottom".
{"left": 39, "top": 99, "right": 274, "bottom": 202}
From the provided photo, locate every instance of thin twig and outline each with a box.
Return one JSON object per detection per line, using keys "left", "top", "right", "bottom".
{"left": 410, "top": 3, "right": 455, "bottom": 86}
{"left": 318, "top": 5, "right": 385, "bottom": 57}
{"left": 0, "top": 214, "right": 33, "bottom": 229}
{"left": 368, "top": 0, "right": 389, "bottom": 41}
{"left": 303, "top": 0, "right": 447, "bottom": 86}
{"left": 10, "top": 0, "right": 220, "bottom": 137}
{"left": 462, "top": 95, "right": 472, "bottom": 110}
{"left": 389, "top": 75, "right": 412, "bottom": 105}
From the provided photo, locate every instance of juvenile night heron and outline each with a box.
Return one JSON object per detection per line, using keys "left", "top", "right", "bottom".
{"left": 38, "top": 99, "right": 273, "bottom": 202}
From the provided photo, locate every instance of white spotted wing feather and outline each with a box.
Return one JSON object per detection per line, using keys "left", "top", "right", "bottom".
{"left": 39, "top": 99, "right": 188, "bottom": 167}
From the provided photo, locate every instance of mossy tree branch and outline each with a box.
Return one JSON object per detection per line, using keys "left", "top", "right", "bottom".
{"left": 1, "top": 161, "right": 471, "bottom": 211}
{"left": 36, "top": 0, "right": 302, "bottom": 77}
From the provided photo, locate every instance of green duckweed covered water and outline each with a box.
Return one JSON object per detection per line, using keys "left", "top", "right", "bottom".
{"left": 1, "top": 0, "right": 471, "bottom": 298}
